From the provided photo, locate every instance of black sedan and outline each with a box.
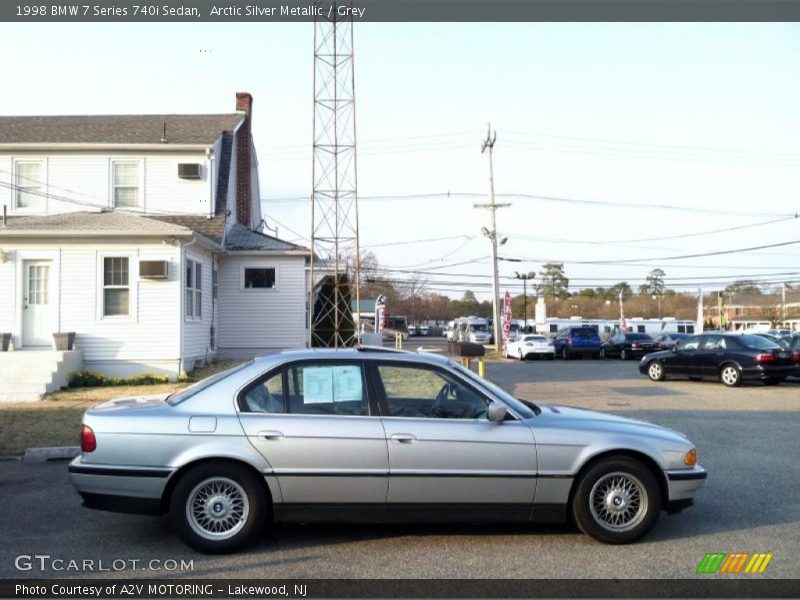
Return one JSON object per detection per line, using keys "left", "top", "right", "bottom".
{"left": 653, "top": 332, "right": 692, "bottom": 351}
{"left": 639, "top": 333, "right": 800, "bottom": 387}
{"left": 601, "top": 332, "right": 657, "bottom": 360}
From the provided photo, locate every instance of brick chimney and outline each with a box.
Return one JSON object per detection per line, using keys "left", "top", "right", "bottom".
{"left": 235, "top": 92, "right": 253, "bottom": 227}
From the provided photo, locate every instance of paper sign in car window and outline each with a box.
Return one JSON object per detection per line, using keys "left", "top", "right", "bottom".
{"left": 332, "top": 366, "right": 363, "bottom": 402}
{"left": 302, "top": 367, "right": 334, "bottom": 404}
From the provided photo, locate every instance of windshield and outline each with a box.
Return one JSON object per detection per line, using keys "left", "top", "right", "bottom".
{"left": 452, "top": 362, "right": 536, "bottom": 419}
{"left": 469, "top": 324, "right": 487, "bottom": 332}
{"left": 740, "top": 335, "right": 782, "bottom": 350}
{"left": 627, "top": 334, "right": 653, "bottom": 340}
{"left": 167, "top": 362, "right": 251, "bottom": 405}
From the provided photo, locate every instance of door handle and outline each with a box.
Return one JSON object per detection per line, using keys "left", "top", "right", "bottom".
{"left": 257, "top": 430, "right": 284, "bottom": 441}
{"left": 391, "top": 433, "right": 417, "bottom": 444}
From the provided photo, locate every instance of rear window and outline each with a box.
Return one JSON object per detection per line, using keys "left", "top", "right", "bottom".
{"left": 627, "top": 333, "right": 653, "bottom": 340}
{"left": 572, "top": 328, "right": 598, "bottom": 337}
{"left": 167, "top": 362, "right": 250, "bottom": 405}
{"left": 739, "top": 335, "right": 781, "bottom": 350}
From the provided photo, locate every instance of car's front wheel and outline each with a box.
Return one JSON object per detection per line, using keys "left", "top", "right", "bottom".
{"left": 562, "top": 348, "right": 570, "bottom": 360}
{"left": 647, "top": 361, "right": 665, "bottom": 382}
{"left": 171, "top": 461, "right": 267, "bottom": 554}
{"left": 621, "top": 349, "right": 629, "bottom": 360}
{"left": 572, "top": 457, "right": 661, "bottom": 544}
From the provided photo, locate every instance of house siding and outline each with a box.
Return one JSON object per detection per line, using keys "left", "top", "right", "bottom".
{"left": 1, "top": 241, "right": 183, "bottom": 376}
{"left": 181, "top": 245, "right": 216, "bottom": 371}
{"left": 0, "top": 152, "right": 212, "bottom": 215}
{"left": 217, "top": 254, "right": 307, "bottom": 356}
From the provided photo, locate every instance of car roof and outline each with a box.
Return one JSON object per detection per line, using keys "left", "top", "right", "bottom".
{"left": 257, "top": 347, "right": 453, "bottom": 367}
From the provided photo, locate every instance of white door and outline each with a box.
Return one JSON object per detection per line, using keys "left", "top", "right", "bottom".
{"left": 22, "top": 261, "right": 52, "bottom": 347}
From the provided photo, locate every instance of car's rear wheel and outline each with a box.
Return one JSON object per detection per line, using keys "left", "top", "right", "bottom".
{"left": 621, "top": 349, "right": 629, "bottom": 361}
{"left": 719, "top": 364, "right": 741, "bottom": 387}
{"left": 572, "top": 457, "right": 661, "bottom": 544}
{"left": 647, "top": 361, "right": 665, "bottom": 382}
{"left": 518, "top": 348, "right": 524, "bottom": 361}
{"left": 171, "top": 461, "right": 267, "bottom": 554}
{"left": 599, "top": 348, "right": 606, "bottom": 359}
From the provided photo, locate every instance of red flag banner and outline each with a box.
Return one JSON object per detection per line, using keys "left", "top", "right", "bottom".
{"left": 503, "top": 291, "right": 513, "bottom": 344}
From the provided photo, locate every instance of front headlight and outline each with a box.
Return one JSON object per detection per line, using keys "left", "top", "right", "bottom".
{"left": 684, "top": 448, "right": 698, "bottom": 466}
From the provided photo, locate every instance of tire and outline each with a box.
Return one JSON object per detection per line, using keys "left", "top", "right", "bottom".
{"left": 621, "top": 349, "right": 629, "bottom": 361}
{"left": 572, "top": 457, "right": 661, "bottom": 544}
{"left": 719, "top": 364, "right": 741, "bottom": 387}
{"left": 599, "top": 348, "right": 606, "bottom": 360}
{"left": 170, "top": 461, "right": 267, "bottom": 554}
{"left": 518, "top": 348, "right": 524, "bottom": 361}
{"left": 647, "top": 361, "right": 665, "bottom": 382}
{"left": 562, "top": 348, "right": 570, "bottom": 360}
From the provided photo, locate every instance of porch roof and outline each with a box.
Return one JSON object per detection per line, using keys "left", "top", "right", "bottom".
{"left": 0, "top": 211, "right": 193, "bottom": 237}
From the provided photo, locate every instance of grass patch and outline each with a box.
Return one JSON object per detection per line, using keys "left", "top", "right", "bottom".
{"left": 0, "top": 360, "right": 241, "bottom": 456}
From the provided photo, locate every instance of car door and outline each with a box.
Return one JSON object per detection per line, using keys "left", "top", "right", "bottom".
{"left": 665, "top": 335, "right": 702, "bottom": 376}
{"left": 237, "top": 359, "right": 389, "bottom": 504}
{"left": 370, "top": 360, "right": 537, "bottom": 511}
{"left": 694, "top": 335, "right": 726, "bottom": 377}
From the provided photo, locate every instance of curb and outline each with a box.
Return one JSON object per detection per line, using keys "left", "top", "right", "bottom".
{"left": 23, "top": 446, "right": 80, "bottom": 462}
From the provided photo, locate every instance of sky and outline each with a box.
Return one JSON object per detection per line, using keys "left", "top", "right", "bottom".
{"left": 1, "top": 22, "right": 799, "bottom": 300}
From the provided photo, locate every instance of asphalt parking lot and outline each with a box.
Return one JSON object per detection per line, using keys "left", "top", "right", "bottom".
{"left": 1, "top": 352, "right": 799, "bottom": 579}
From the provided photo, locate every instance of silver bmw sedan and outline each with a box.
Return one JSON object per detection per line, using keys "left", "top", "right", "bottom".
{"left": 69, "top": 348, "right": 706, "bottom": 553}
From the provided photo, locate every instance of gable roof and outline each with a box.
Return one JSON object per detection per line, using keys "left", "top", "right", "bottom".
{"left": 0, "top": 114, "right": 243, "bottom": 146}
{"left": 0, "top": 210, "right": 192, "bottom": 236}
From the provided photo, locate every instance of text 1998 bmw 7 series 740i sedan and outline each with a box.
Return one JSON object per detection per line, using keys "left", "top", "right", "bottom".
{"left": 69, "top": 348, "right": 706, "bottom": 553}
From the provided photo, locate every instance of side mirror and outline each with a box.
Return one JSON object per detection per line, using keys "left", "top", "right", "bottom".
{"left": 487, "top": 402, "right": 508, "bottom": 423}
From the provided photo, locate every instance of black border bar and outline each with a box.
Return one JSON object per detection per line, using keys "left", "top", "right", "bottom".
{"left": 2, "top": 1, "right": 800, "bottom": 23}
{"left": 3, "top": 579, "right": 800, "bottom": 598}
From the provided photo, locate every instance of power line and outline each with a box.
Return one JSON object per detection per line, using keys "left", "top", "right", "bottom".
{"left": 263, "top": 191, "right": 798, "bottom": 218}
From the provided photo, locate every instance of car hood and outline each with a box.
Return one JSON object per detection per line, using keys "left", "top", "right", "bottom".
{"left": 641, "top": 349, "right": 674, "bottom": 360}
{"left": 89, "top": 393, "right": 170, "bottom": 413}
{"left": 538, "top": 403, "right": 689, "bottom": 442}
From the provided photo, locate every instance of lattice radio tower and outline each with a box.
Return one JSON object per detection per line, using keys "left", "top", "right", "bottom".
{"left": 309, "top": 1, "right": 361, "bottom": 348}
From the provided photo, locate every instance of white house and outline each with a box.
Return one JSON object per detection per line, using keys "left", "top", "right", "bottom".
{"left": 0, "top": 93, "right": 310, "bottom": 396}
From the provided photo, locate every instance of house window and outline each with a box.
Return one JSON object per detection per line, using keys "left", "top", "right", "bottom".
{"left": 243, "top": 267, "right": 276, "bottom": 289}
{"left": 186, "top": 259, "right": 202, "bottom": 320}
{"left": 103, "top": 257, "right": 130, "bottom": 317}
{"left": 15, "top": 161, "right": 44, "bottom": 209}
{"left": 113, "top": 161, "right": 140, "bottom": 208}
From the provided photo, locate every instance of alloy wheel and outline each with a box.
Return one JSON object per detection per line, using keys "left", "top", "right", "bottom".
{"left": 186, "top": 477, "right": 250, "bottom": 541}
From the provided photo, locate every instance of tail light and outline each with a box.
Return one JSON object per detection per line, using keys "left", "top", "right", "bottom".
{"left": 567, "top": 336, "right": 573, "bottom": 344}
{"left": 632, "top": 343, "right": 640, "bottom": 349}
{"left": 791, "top": 351, "right": 800, "bottom": 363}
{"left": 754, "top": 353, "right": 776, "bottom": 364}
{"left": 80, "top": 424, "right": 96, "bottom": 453}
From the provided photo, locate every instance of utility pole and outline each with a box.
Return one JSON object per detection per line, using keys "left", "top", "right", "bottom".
{"left": 514, "top": 271, "right": 535, "bottom": 332}
{"left": 474, "top": 123, "right": 509, "bottom": 351}
{"left": 782, "top": 282, "right": 787, "bottom": 323}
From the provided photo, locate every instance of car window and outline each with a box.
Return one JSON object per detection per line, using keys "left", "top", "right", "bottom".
{"left": 572, "top": 328, "right": 596, "bottom": 337}
{"left": 241, "top": 370, "right": 286, "bottom": 413}
{"left": 676, "top": 337, "right": 700, "bottom": 351}
{"left": 740, "top": 335, "right": 781, "bottom": 350}
{"left": 377, "top": 364, "right": 488, "bottom": 420}
{"left": 284, "top": 363, "right": 368, "bottom": 416}
{"left": 702, "top": 335, "right": 726, "bottom": 351}
{"left": 167, "top": 362, "right": 251, "bottom": 405}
